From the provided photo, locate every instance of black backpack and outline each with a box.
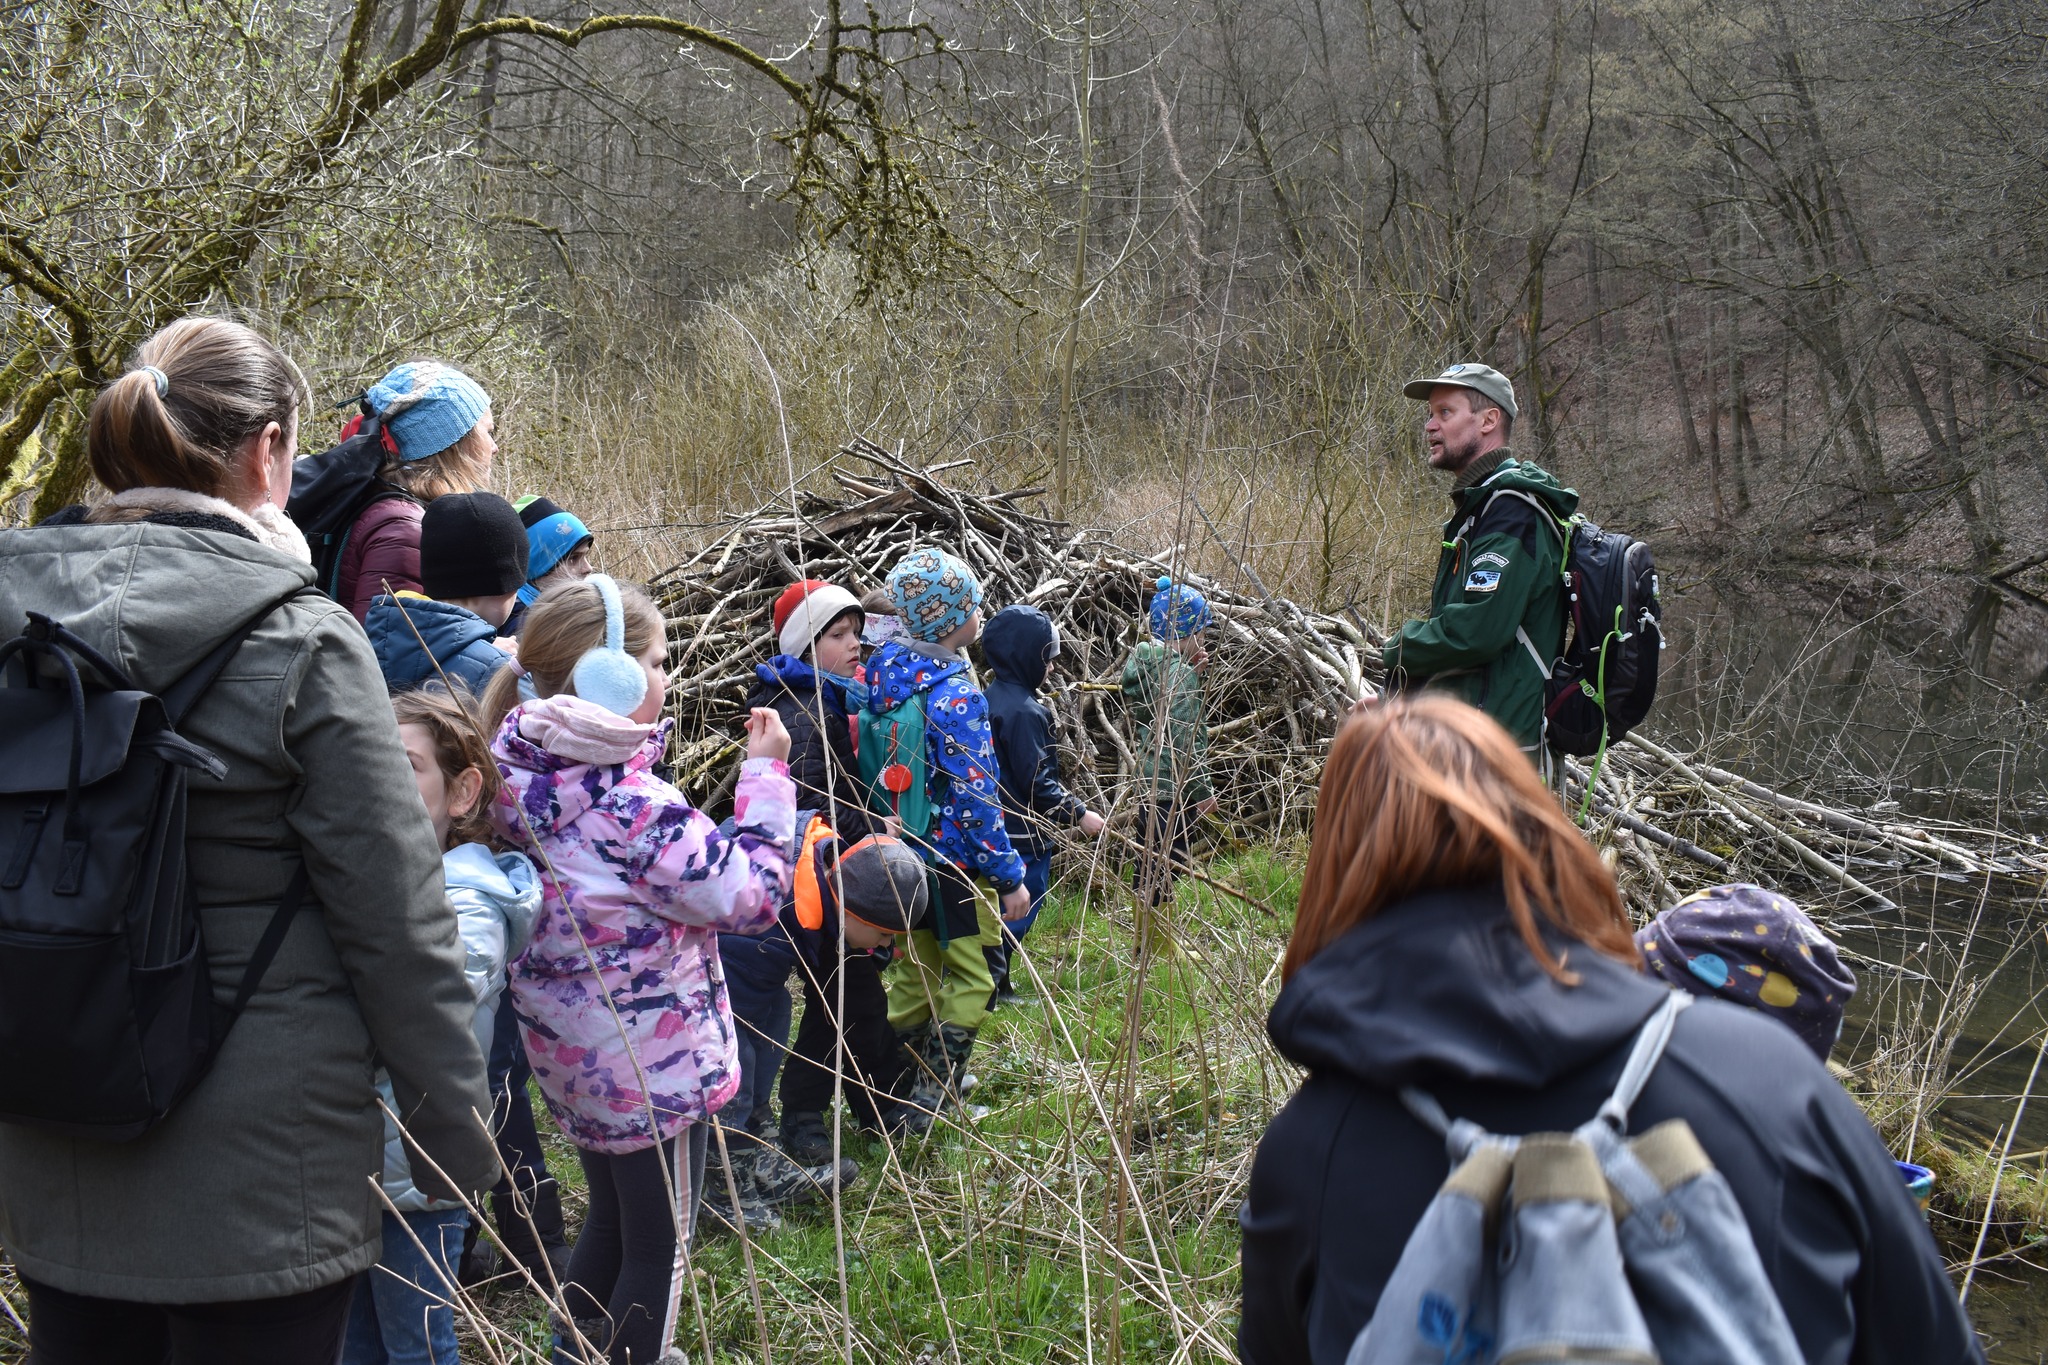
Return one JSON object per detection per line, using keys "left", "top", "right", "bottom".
{"left": 1542, "top": 518, "right": 1663, "bottom": 758}
{"left": 287, "top": 405, "right": 414, "bottom": 600}
{"left": 0, "top": 601, "right": 309, "bottom": 1141}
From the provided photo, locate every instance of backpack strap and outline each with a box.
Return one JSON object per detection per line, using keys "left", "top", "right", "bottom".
{"left": 224, "top": 864, "right": 311, "bottom": 1023}
{"left": 1514, "top": 626, "right": 1553, "bottom": 680}
{"left": 1398, "top": 1088, "right": 1497, "bottom": 1164}
{"left": 1398, "top": 990, "right": 1692, "bottom": 1160}
{"left": 1457, "top": 486, "right": 1567, "bottom": 551}
{"left": 1594, "top": 991, "right": 1691, "bottom": 1134}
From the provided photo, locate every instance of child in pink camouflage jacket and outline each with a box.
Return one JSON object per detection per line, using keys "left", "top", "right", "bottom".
{"left": 485, "top": 575, "right": 795, "bottom": 1365}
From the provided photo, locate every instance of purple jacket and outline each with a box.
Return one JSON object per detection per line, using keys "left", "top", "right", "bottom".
{"left": 338, "top": 495, "right": 422, "bottom": 623}
{"left": 490, "top": 695, "right": 796, "bottom": 1153}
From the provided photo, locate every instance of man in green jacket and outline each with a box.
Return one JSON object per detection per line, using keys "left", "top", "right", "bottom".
{"left": 1383, "top": 363, "right": 1578, "bottom": 766}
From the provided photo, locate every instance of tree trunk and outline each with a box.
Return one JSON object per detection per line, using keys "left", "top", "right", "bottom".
{"left": 1659, "top": 292, "right": 1723, "bottom": 525}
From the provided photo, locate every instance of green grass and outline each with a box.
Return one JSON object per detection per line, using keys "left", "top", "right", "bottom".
{"left": 467, "top": 848, "right": 1297, "bottom": 1362}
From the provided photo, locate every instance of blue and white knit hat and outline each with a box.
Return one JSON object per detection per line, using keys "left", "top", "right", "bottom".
{"left": 1148, "top": 576, "right": 1213, "bottom": 640}
{"left": 366, "top": 361, "right": 490, "bottom": 462}
{"left": 887, "top": 547, "right": 983, "bottom": 643}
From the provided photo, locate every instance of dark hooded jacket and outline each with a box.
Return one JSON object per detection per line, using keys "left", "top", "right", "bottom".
{"left": 365, "top": 592, "right": 511, "bottom": 695}
{"left": 1239, "top": 885, "right": 1982, "bottom": 1365}
{"left": 983, "top": 605, "right": 1087, "bottom": 853}
{"left": 746, "top": 655, "right": 878, "bottom": 845}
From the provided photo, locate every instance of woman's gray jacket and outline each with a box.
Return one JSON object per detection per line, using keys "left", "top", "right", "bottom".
{"left": 0, "top": 513, "right": 498, "bottom": 1302}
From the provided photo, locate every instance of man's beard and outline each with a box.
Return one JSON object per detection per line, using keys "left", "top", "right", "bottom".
{"left": 1435, "top": 433, "right": 1482, "bottom": 471}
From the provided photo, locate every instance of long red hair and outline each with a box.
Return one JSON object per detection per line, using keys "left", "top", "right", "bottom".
{"left": 1284, "top": 694, "right": 1637, "bottom": 983}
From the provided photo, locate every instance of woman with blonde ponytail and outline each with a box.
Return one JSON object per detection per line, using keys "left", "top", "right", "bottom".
{"left": 2, "top": 318, "right": 498, "bottom": 1364}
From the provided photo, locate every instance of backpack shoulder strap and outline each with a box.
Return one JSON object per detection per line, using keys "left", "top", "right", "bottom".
{"left": 1398, "top": 1088, "right": 1500, "bottom": 1164}
{"left": 1469, "top": 486, "right": 1568, "bottom": 548}
{"left": 224, "top": 864, "right": 310, "bottom": 1023}
{"left": 1595, "top": 991, "right": 1691, "bottom": 1133}
{"left": 161, "top": 588, "right": 316, "bottom": 725}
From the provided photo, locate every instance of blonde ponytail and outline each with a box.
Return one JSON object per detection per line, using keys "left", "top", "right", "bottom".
{"left": 88, "top": 318, "right": 306, "bottom": 498}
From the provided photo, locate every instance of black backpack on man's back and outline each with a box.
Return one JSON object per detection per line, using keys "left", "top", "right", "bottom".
{"left": 1477, "top": 490, "right": 1665, "bottom": 760}
{"left": 0, "top": 601, "right": 309, "bottom": 1140}
{"left": 1542, "top": 519, "right": 1663, "bottom": 758}
{"left": 287, "top": 404, "right": 414, "bottom": 601}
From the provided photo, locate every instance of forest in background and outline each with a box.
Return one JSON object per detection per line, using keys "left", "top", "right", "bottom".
{"left": 7, "top": 5, "right": 2048, "bottom": 1359}
{"left": 2, "top": 0, "right": 2045, "bottom": 637}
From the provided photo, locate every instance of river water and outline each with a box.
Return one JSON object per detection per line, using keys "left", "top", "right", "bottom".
{"left": 1654, "top": 567, "right": 2048, "bottom": 1360}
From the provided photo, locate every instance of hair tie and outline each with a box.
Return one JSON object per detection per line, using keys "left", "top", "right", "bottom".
{"left": 138, "top": 365, "right": 169, "bottom": 398}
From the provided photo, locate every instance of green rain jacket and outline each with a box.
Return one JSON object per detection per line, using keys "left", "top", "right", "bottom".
{"left": 1122, "top": 641, "right": 1211, "bottom": 805}
{"left": 1382, "top": 453, "right": 1578, "bottom": 753}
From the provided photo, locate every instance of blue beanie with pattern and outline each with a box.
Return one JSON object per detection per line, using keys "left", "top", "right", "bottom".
{"left": 366, "top": 361, "right": 490, "bottom": 462}
{"left": 1149, "top": 576, "right": 1213, "bottom": 640}
{"left": 887, "top": 547, "right": 983, "bottom": 643}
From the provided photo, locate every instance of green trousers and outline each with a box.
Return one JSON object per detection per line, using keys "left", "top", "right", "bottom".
{"left": 885, "top": 882, "right": 1000, "bottom": 1032}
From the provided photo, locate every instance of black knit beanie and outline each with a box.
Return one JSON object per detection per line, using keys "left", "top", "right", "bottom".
{"left": 516, "top": 494, "right": 567, "bottom": 529}
{"left": 420, "top": 492, "right": 529, "bottom": 600}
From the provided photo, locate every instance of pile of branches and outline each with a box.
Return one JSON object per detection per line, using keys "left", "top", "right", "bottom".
{"left": 648, "top": 439, "right": 1373, "bottom": 833}
{"left": 650, "top": 442, "right": 2046, "bottom": 918}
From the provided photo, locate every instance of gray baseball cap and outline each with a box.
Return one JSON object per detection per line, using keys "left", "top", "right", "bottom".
{"left": 1403, "top": 362, "right": 1519, "bottom": 420}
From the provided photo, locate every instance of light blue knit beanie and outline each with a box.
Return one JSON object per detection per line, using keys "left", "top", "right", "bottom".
{"left": 887, "top": 547, "right": 983, "bottom": 643}
{"left": 366, "top": 361, "right": 491, "bottom": 462}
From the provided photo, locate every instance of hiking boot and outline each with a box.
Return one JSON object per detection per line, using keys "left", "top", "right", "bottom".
{"left": 750, "top": 1142, "right": 859, "bottom": 1205}
{"left": 700, "top": 1155, "right": 782, "bottom": 1236}
{"left": 782, "top": 1110, "right": 835, "bottom": 1167}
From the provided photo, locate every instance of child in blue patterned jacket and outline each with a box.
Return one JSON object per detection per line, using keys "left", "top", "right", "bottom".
{"left": 862, "top": 547, "right": 1032, "bottom": 1118}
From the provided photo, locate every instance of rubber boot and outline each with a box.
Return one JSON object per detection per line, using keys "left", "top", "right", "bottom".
{"left": 863, "top": 1095, "right": 934, "bottom": 1138}
{"left": 898, "top": 1022, "right": 951, "bottom": 1119}
{"left": 937, "top": 1023, "right": 978, "bottom": 1093}
{"left": 750, "top": 1140, "right": 859, "bottom": 1205}
{"left": 551, "top": 1314, "right": 611, "bottom": 1365}
{"left": 701, "top": 1145, "right": 781, "bottom": 1236}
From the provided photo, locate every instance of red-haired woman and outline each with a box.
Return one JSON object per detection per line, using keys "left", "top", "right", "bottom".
{"left": 1237, "top": 696, "right": 1979, "bottom": 1365}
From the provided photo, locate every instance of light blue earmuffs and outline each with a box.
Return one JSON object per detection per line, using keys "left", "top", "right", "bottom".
{"left": 570, "top": 574, "right": 649, "bottom": 717}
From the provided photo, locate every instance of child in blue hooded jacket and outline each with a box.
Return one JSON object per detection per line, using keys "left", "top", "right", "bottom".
{"left": 863, "top": 547, "right": 1032, "bottom": 1119}
{"left": 982, "top": 604, "right": 1106, "bottom": 1002}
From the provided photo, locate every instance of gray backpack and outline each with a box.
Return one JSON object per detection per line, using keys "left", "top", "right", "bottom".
{"left": 1348, "top": 992, "right": 1802, "bottom": 1365}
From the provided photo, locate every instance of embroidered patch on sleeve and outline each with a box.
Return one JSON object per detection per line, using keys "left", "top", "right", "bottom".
{"left": 1472, "top": 551, "right": 1511, "bottom": 569}
{"left": 1463, "top": 569, "right": 1502, "bottom": 593}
